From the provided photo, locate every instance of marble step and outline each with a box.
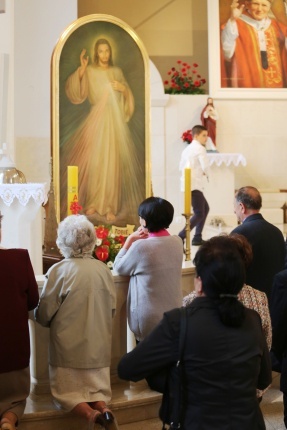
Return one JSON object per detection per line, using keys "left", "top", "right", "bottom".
{"left": 19, "top": 381, "right": 162, "bottom": 430}
{"left": 120, "top": 417, "right": 162, "bottom": 429}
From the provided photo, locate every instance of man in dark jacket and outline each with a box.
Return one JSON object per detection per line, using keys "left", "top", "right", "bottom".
{"left": 270, "top": 268, "right": 287, "bottom": 428}
{"left": 231, "top": 186, "right": 285, "bottom": 301}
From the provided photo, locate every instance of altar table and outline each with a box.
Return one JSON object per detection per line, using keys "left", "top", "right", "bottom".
{"left": 0, "top": 183, "right": 49, "bottom": 274}
{"left": 205, "top": 153, "right": 247, "bottom": 225}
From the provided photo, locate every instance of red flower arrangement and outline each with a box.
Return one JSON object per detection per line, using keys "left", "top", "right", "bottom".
{"left": 164, "top": 60, "right": 206, "bottom": 95}
{"left": 94, "top": 225, "right": 128, "bottom": 268}
{"left": 181, "top": 129, "right": 193, "bottom": 144}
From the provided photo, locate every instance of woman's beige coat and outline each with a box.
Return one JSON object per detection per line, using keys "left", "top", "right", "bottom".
{"left": 35, "top": 257, "right": 116, "bottom": 368}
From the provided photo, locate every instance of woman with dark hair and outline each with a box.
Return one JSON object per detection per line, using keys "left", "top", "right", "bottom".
{"left": 183, "top": 233, "right": 272, "bottom": 350}
{"left": 0, "top": 213, "right": 39, "bottom": 430}
{"left": 35, "top": 215, "right": 117, "bottom": 429}
{"left": 113, "top": 196, "right": 183, "bottom": 342}
{"left": 118, "top": 236, "right": 271, "bottom": 429}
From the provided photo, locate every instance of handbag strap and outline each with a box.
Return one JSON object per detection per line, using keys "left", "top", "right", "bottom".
{"left": 178, "top": 307, "right": 188, "bottom": 364}
{"left": 169, "top": 307, "right": 188, "bottom": 429}
{"left": 161, "top": 307, "right": 198, "bottom": 429}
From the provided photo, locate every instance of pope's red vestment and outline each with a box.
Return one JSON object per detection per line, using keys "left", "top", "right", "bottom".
{"left": 222, "top": 17, "right": 287, "bottom": 88}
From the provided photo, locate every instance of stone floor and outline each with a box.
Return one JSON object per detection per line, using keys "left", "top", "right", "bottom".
{"left": 262, "top": 372, "right": 285, "bottom": 430}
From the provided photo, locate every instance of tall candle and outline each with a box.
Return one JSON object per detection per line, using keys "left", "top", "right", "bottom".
{"left": 184, "top": 166, "right": 191, "bottom": 214}
{"left": 67, "top": 166, "right": 78, "bottom": 216}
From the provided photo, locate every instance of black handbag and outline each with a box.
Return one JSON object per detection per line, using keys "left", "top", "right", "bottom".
{"left": 159, "top": 307, "right": 188, "bottom": 430}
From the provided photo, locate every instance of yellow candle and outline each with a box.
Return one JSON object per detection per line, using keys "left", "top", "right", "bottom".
{"left": 184, "top": 167, "right": 191, "bottom": 214}
{"left": 67, "top": 166, "right": 78, "bottom": 216}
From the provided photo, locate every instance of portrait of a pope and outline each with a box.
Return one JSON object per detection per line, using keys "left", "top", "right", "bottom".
{"left": 220, "top": 0, "right": 287, "bottom": 88}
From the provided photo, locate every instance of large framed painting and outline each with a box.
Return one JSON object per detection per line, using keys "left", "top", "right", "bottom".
{"left": 51, "top": 15, "right": 151, "bottom": 227}
{"left": 208, "top": 0, "right": 287, "bottom": 99}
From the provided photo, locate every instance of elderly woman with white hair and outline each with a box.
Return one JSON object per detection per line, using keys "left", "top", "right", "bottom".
{"left": 35, "top": 215, "right": 117, "bottom": 429}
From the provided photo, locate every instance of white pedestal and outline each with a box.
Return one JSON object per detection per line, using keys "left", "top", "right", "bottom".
{"left": 0, "top": 183, "right": 49, "bottom": 275}
{"left": 204, "top": 153, "right": 246, "bottom": 225}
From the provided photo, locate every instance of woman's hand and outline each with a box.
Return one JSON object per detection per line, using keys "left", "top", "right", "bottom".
{"left": 123, "top": 226, "right": 149, "bottom": 250}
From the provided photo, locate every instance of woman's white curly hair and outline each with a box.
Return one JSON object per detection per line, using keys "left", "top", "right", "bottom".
{"left": 56, "top": 215, "right": 96, "bottom": 258}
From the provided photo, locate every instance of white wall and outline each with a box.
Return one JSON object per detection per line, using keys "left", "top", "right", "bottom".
{"left": 215, "top": 99, "right": 287, "bottom": 191}
{"left": 13, "top": 0, "right": 77, "bottom": 182}
{"left": 0, "top": 0, "right": 14, "bottom": 158}
{"left": 0, "top": 1, "right": 11, "bottom": 53}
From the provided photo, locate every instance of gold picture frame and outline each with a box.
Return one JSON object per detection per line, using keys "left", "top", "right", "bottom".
{"left": 51, "top": 14, "right": 151, "bottom": 226}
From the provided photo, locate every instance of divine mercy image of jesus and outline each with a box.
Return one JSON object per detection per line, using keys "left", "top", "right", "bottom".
{"left": 57, "top": 19, "right": 147, "bottom": 226}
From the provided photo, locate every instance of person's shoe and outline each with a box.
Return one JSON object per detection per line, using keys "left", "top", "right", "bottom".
{"left": 191, "top": 238, "right": 205, "bottom": 246}
{"left": 1, "top": 422, "right": 16, "bottom": 430}
{"left": 0, "top": 422, "right": 16, "bottom": 430}
{"left": 88, "top": 410, "right": 105, "bottom": 429}
{"left": 92, "top": 401, "right": 113, "bottom": 417}
{"left": 91, "top": 401, "right": 119, "bottom": 428}
{"left": 103, "top": 416, "right": 120, "bottom": 430}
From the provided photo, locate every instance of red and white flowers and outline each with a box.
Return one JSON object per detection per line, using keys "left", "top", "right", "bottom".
{"left": 164, "top": 60, "right": 206, "bottom": 95}
{"left": 94, "top": 225, "right": 129, "bottom": 268}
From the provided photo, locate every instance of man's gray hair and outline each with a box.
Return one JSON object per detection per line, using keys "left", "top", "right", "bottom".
{"left": 235, "top": 186, "right": 262, "bottom": 210}
{"left": 56, "top": 215, "right": 96, "bottom": 258}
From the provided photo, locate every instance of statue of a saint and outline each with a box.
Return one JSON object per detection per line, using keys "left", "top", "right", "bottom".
{"left": 200, "top": 97, "right": 219, "bottom": 149}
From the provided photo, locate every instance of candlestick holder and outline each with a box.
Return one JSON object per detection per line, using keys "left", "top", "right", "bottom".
{"left": 182, "top": 213, "right": 192, "bottom": 261}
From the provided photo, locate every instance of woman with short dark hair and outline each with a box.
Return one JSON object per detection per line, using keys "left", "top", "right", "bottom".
{"left": 137, "top": 197, "right": 174, "bottom": 232}
{"left": 118, "top": 235, "right": 272, "bottom": 430}
{"left": 113, "top": 196, "right": 183, "bottom": 342}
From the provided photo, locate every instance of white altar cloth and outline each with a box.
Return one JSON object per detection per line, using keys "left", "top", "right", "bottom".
{"left": 204, "top": 153, "right": 247, "bottom": 224}
{"left": 0, "top": 183, "right": 49, "bottom": 274}
{"left": 207, "top": 153, "right": 247, "bottom": 167}
{"left": 0, "top": 182, "right": 48, "bottom": 206}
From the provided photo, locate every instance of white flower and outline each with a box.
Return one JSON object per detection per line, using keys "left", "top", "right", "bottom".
{"left": 107, "top": 261, "right": 113, "bottom": 269}
{"left": 110, "top": 233, "right": 115, "bottom": 238}
{"left": 96, "top": 238, "right": 102, "bottom": 246}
